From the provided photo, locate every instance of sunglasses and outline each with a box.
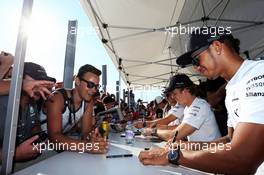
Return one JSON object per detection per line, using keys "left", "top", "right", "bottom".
{"left": 80, "top": 78, "right": 101, "bottom": 90}
{"left": 191, "top": 45, "right": 210, "bottom": 66}
{"left": 192, "top": 57, "right": 200, "bottom": 67}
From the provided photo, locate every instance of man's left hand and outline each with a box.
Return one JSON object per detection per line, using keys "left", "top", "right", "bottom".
{"left": 138, "top": 147, "right": 169, "bottom": 166}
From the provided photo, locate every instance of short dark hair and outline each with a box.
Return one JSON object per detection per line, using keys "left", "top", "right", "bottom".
{"left": 223, "top": 38, "right": 240, "bottom": 54}
{"left": 77, "top": 64, "right": 101, "bottom": 78}
{"left": 178, "top": 84, "right": 199, "bottom": 97}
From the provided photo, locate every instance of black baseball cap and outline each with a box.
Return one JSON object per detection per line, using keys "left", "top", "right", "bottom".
{"left": 164, "top": 74, "right": 194, "bottom": 94}
{"left": 24, "top": 62, "right": 56, "bottom": 82}
{"left": 102, "top": 95, "right": 115, "bottom": 104}
{"left": 176, "top": 27, "right": 234, "bottom": 67}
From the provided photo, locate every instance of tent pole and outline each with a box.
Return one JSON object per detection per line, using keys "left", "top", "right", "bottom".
{"left": 124, "top": 62, "right": 178, "bottom": 69}
{"left": 102, "top": 65, "right": 107, "bottom": 93}
{"left": 63, "top": 20, "right": 78, "bottom": 89}
{"left": 131, "top": 77, "right": 168, "bottom": 83}
{"left": 118, "top": 72, "right": 121, "bottom": 107}
{"left": 206, "top": 0, "right": 224, "bottom": 17}
{"left": 232, "top": 23, "right": 264, "bottom": 32}
{"left": 122, "top": 57, "right": 177, "bottom": 64}
{"left": 1, "top": 0, "right": 33, "bottom": 174}
{"left": 214, "top": 0, "right": 230, "bottom": 26}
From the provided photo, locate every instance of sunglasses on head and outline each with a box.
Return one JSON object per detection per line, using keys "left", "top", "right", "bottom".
{"left": 80, "top": 78, "right": 101, "bottom": 90}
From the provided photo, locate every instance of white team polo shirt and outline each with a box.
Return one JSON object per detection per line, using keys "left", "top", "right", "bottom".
{"left": 182, "top": 97, "right": 221, "bottom": 142}
{"left": 166, "top": 103, "right": 185, "bottom": 126}
{"left": 225, "top": 60, "right": 264, "bottom": 129}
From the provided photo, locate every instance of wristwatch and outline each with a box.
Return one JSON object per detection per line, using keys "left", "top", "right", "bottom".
{"left": 167, "top": 148, "right": 180, "bottom": 165}
{"left": 142, "top": 121, "right": 147, "bottom": 127}
{"left": 151, "top": 127, "right": 157, "bottom": 136}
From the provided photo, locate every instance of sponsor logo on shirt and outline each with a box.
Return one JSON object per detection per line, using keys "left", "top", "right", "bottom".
{"left": 245, "top": 75, "right": 264, "bottom": 97}
{"left": 234, "top": 109, "right": 239, "bottom": 117}
{"left": 246, "top": 74, "right": 264, "bottom": 85}
{"left": 246, "top": 92, "right": 264, "bottom": 97}
{"left": 246, "top": 82, "right": 264, "bottom": 91}
{"left": 232, "top": 98, "right": 239, "bottom": 102}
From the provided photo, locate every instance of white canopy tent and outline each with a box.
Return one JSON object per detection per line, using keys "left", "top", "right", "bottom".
{"left": 80, "top": 0, "right": 264, "bottom": 88}
{"left": 1, "top": 1, "right": 264, "bottom": 174}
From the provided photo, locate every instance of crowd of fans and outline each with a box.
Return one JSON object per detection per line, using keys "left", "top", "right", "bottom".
{"left": 1, "top": 26, "right": 263, "bottom": 175}
{"left": 0, "top": 51, "right": 228, "bottom": 163}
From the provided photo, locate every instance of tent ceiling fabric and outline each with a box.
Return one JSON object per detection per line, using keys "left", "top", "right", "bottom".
{"left": 81, "top": 0, "right": 264, "bottom": 87}
{"left": 171, "top": 0, "right": 264, "bottom": 61}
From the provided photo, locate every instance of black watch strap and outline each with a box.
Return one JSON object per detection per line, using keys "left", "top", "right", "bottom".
{"left": 168, "top": 149, "right": 180, "bottom": 165}
{"left": 143, "top": 121, "right": 147, "bottom": 127}
{"left": 150, "top": 128, "right": 157, "bottom": 136}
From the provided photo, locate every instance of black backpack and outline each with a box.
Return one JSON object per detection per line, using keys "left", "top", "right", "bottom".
{"left": 40, "top": 88, "right": 76, "bottom": 127}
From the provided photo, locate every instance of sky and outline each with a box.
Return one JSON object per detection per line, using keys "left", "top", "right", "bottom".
{"left": 0, "top": 0, "right": 161, "bottom": 102}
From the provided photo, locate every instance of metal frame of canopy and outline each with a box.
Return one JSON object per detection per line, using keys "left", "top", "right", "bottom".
{"left": 2, "top": 0, "right": 264, "bottom": 174}
{"left": 80, "top": 0, "right": 264, "bottom": 87}
{"left": 1, "top": 1, "right": 33, "bottom": 174}
{"left": 80, "top": 0, "right": 187, "bottom": 87}
{"left": 1, "top": 0, "right": 78, "bottom": 174}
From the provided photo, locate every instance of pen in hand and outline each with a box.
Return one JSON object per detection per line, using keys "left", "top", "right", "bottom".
{"left": 106, "top": 154, "right": 133, "bottom": 158}
{"left": 172, "top": 130, "right": 178, "bottom": 143}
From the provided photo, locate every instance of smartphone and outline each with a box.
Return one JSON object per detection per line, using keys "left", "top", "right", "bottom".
{"left": 17, "top": 131, "right": 48, "bottom": 145}
{"left": 33, "top": 131, "right": 48, "bottom": 144}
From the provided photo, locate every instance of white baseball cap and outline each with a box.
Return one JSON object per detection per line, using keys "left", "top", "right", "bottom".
{"left": 155, "top": 96, "right": 163, "bottom": 104}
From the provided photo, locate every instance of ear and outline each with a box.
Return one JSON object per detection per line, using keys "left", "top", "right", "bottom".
{"left": 211, "top": 40, "right": 223, "bottom": 54}
{"left": 182, "top": 88, "right": 189, "bottom": 94}
{"left": 75, "top": 77, "right": 81, "bottom": 86}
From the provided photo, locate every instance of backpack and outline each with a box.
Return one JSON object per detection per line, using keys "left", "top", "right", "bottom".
{"left": 40, "top": 88, "right": 76, "bottom": 128}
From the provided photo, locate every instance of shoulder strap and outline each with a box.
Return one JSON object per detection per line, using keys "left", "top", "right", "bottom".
{"left": 55, "top": 88, "right": 71, "bottom": 113}
{"left": 56, "top": 88, "right": 76, "bottom": 125}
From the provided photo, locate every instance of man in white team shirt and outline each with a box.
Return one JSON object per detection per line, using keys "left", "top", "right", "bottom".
{"left": 139, "top": 27, "right": 264, "bottom": 174}
{"left": 135, "top": 90, "right": 185, "bottom": 131}
{"left": 150, "top": 74, "right": 221, "bottom": 142}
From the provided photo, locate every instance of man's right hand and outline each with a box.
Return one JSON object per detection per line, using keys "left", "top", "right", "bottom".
{"left": 134, "top": 121, "right": 144, "bottom": 129}
{"left": 15, "top": 135, "right": 41, "bottom": 161}
{"left": 86, "top": 128, "right": 108, "bottom": 154}
{"left": 23, "top": 79, "right": 54, "bottom": 100}
{"left": 141, "top": 128, "right": 153, "bottom": 136}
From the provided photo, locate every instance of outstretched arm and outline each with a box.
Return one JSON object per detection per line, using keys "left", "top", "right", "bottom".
{"left": 139, "top": 122, "right": 264, "bottom": 174}
{"left": 157, "top": 123, "right": 197, "bottom": 141}
{"left": 178, "top": 123, "right": 264, "bottom": 174}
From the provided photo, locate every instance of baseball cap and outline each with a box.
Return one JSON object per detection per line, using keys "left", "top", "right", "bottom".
{"left": 164, "top": 74, "right": 194, "bottom": 94}
{"left": 176, "top": 27, "right": 234, "bottom": 67}
{"left": 23, "top": 62, "right": 56, "bottom": 82}
{"left": 155, "top": 96, "right": 163, "bottom": 104}
{"left": 102, "top": 95, "right": 115, "bottom": 104}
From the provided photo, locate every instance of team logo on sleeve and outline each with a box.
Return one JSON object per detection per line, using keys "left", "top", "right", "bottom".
{"left": 189, "top": 112, "right": 197, "bottom": 116}
{"left": 190, "top": 107, "right": 200, "bottom": 117}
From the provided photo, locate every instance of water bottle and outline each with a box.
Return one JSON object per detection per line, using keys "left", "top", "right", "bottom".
{"left": 125, "top": 121, "right": 135, "bottom": 144}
